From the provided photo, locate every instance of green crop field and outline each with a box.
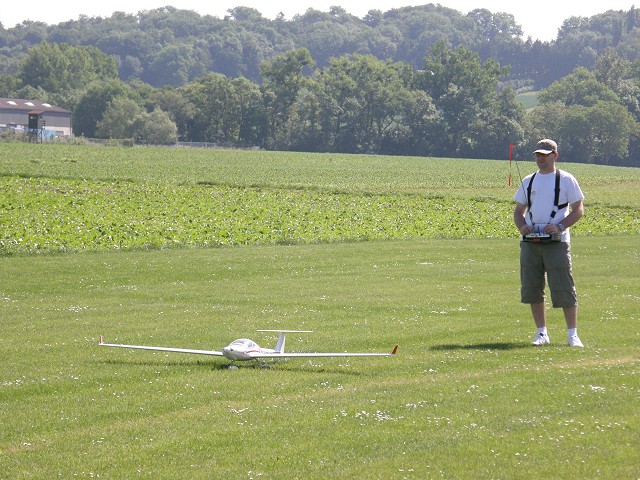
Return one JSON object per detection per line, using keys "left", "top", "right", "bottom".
{"left": 1, "top": 143, "right": 639, "bottom": 255}
{"left": 1, "top": 144, "right": 638, "bottom": 479}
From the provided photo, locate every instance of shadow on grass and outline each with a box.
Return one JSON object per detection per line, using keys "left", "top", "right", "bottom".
{"left": 101, "top": 358, "right": 218, "bottom": 368}
{"left": 99, "top": 358, "right": 367, "bottom": 374}
{"left": 430, "top": 342, "right": 526, "bottom": 351}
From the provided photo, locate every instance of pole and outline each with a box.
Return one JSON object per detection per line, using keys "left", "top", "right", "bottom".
{"left": 508, "top": 143, "right": 514, "bottom": 186}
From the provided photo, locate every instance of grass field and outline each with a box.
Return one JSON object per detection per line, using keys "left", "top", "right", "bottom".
{"left": 1, "top": 144, "right": 639, "bottom": 478}
{"left": 2, "top": 144, "right": 639, "bottom": 255}
{"left": 516, "top": 91, "right": 539, "bottom": 110}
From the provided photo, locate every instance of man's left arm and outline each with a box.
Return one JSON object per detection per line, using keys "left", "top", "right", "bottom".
{"left": 545, "top": 200, "right": 584, "bottom": 235}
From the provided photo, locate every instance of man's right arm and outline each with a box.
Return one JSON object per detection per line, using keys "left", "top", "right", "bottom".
{"left": 514, "top": 202, "right": 532, "bottom": 236}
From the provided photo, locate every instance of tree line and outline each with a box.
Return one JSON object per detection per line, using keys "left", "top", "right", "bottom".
{"left": 2, "top": 5, "right": 640, "bottom": 89}
{"left": 0, "top": 5, "right": 639, "bottom": 165}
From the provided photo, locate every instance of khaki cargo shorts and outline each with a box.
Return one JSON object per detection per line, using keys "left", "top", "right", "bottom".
{"left": 520, "top": 241, "right": 577, "bottom": 308}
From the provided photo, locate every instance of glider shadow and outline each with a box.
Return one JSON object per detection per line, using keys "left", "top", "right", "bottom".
{"left": 98, "top": 358, "right": 368, "bottom": 374}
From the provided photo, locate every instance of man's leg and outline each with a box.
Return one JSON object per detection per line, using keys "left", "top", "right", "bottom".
{"left": 521, "top": 242, "right": 549, "bottom": 345}
{"left": 546, "top": 243, "right": 583, "bottom": 346}
{"left": 563, "top": 305, "right": 577, "bottom": 329}
{"left": 531, "top": 302, "right": 546, "bottom": 328}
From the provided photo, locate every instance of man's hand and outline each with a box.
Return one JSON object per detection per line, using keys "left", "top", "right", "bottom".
{"left": 519, "top": 224, "right": 533, "bottom": 236}
{"left": 543, "top": 224, "right": 563, "bottom": 235}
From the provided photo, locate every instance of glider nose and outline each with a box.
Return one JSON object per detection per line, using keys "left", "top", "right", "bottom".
{"left": 222, "top": 346, "right": 237, "bottom": 360}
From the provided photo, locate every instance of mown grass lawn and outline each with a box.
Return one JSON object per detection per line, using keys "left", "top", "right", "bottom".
{"left": 1, "top": 236, "right": 638, "bottom": 479}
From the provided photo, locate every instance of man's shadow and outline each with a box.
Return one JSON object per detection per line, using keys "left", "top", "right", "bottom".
{"left": 430, "top": 342, "right": 525, "bottom": 351}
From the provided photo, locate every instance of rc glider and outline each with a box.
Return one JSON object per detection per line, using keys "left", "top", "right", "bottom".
{"left": 99, "top": 330, "right": 398, "bottom": 362}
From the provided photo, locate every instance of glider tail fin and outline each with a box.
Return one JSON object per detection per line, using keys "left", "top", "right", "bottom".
{"left": 275, "top": 332, "right": 286, "bottom": 353}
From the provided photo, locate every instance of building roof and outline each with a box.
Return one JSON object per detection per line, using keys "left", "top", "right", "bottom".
{"left": 0, "top": 98, "right": 71, "bottom": 114}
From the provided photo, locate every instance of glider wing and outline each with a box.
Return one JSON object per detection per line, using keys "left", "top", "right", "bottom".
{"left": 246, "top": 344, "right": 399, "bottom": 358}
{"left": 99, "top": 336, "right": 224, "bottom": 356}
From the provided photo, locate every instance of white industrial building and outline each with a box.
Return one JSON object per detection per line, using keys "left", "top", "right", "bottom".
{"left": 0, "top": 98, "right": 72, "bottom": 138}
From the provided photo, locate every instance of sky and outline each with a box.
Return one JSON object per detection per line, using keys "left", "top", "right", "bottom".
{"left": 1, "top": 1, "right": 638, "bottom": 42}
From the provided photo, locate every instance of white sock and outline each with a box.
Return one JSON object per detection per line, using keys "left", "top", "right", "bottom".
{"left": 538, "top": 327, "right": 548, "bottom": 336}
{"left": 568, "top": 328, "right": 577, "bottom": 338}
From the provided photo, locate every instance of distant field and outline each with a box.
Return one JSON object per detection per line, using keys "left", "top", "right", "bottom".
{"left": 0, "top": 143, "right": 638, "bottom": 478}
{"left": 1, "top": 144, "right": 638, "bottom": 255}
{"left": 516, "top": 91, "right": 539, "bottom": 110}
{"left": 1, "top": 143, "right": 638, "bottom": 203}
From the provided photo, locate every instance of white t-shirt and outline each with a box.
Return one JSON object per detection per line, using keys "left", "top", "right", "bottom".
{"left": 514, "top": 168, "right": 584, "bottom": 242}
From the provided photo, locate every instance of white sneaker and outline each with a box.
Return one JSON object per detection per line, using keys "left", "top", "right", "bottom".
{"left": 568, "top": 335, "right": 584, "bottom": 347}
{"left": 531, "top": 332, "right": 550, "bottom": 346}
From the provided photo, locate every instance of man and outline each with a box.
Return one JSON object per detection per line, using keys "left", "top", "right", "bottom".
{"left": 513, "top": 139, "right": 585, "bottom": 347}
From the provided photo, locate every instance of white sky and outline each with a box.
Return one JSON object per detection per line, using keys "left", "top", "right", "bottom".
{"left": 1, "top": 1, "right": 638, "bottom": 42}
